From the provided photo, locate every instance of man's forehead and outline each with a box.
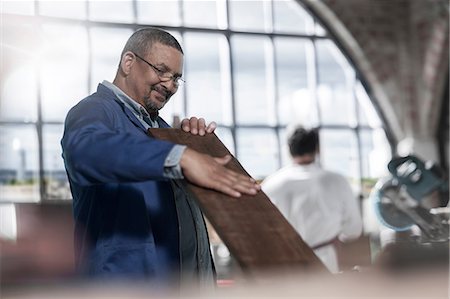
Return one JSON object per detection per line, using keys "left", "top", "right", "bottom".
{"left": 148, "top": 42, "right": 181, "bottom": 55}
{"left": 148, "top": 43, "right": 184, "bottom": 72}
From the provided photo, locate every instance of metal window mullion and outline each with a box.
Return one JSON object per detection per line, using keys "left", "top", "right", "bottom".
{"left": 181, "top": 30, "right": 188, "bottom": 119}
{"left": 34, "top": 13, "right": 46, "bottom": 202}
{"left": 34, "top": 0, "right": 39, "bottom": 15}
{"left": 264, "top": 0, "right": 273, "bottom": 33}
{"left": 308, "top": 37, "right": 320, "bottom": 133}
{"left": 353, "top": 74, "right": 364, "bottom": 198}
{"left": 86, "top": 26, "right": 92, "bottom": 94}
{"left": 223, "top": 0, "right": 237, "bottom": 155}
{"left": 132, "top": 0, "right": 138, "bottom": 24}
{"left": 178, "top": 1, "right": 187, "bottom": 119}
{"left": 178, "top": 0, "right": 184, "bottom": 26}
{"left": 1, "top": 13, "right": 331, "bottom": 40}
{"left": 86, "top": 0, "right": 93, "bottom": 95}
{"left": 270, "top": 36, "right": 282, "bottom": 169}
{"left": 226, "top": 31, "right": 237, "bottom": 156}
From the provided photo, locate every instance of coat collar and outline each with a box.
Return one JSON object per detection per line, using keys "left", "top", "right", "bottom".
{"left": 96, "top": 83, "right": 171, "bottom": 131}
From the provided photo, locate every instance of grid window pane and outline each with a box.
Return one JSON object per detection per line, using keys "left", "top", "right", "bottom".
{"left": 0, "top": 22, "right": 39, "bottom": 122}
{"left": 1, "top": 64, "right": 38, "bottom": 122}
{"left": 273, "top": 0, "right": 314, "bottom": 34}
{"left": 1, "top": 1, "right": 35, "bottom": 15}
{"left": 184, "top": 33, "right": 232, "bottom": 124}
{"left": 315, "top": 21, "right": 327, "bottom": 36}
{"left": 90, "top": 27, "right": 133, "bottom": 93}
{"left": 236, "top": 128, "right": 278, "bottom": 179}
{"left": 229, "top": 0, "right": 270, "bottom": 32}
{"left": 359, "top": 129, "right": 391, "bottom": 195}
{"left": 232, "top": 35, "right": 274, "bottom": 125}
{"left": 38, "top": 0, "right": 87, "bottom": 19}
{"left": 43, "top": 125, "right": 71, "bottom": 200}
{"left": 278, "top": 128, "right": 291, "bottom": 168}
{"left": 183, "top": 0, "right": 220, "bottom": 28}
{"left": 316, "top": 39, "right": 356, "bottom": 126}
{"left": 356, "top": 81, "right": 383, "bottom": 128}
{"left": 40, "top": 24, "right": 89, "bottom": 121}
{"left": 215, "top": 127, "right": 235, "bottom": 156}
{"left": 275, "top": 37, "right": 317, "bottom": 127}
{"left": 319, "top": 128, "right": 360, "bottom": 191}
{"left": 0, "top": 125, "right": 40, "bottom": 203}
{"left": 88, "top": 0, "right": 134, "bottom": 23}
{"left": 136, "top": 0, "right": 181, "bottom": 26}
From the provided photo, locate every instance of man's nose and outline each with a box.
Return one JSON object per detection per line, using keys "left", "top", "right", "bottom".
{"left": 160, "top": 79, "right": 178, "bottom": 92}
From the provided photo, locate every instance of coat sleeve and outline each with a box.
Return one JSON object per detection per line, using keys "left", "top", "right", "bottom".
{"left": 61, "top": 97, "right": 176, "bottom": 186}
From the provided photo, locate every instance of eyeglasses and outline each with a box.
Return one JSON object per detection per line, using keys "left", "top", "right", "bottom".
{"left": 133, "top": 52, "right": 185, "bottom": 86}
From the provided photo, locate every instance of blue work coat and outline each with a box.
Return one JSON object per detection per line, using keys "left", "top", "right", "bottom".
{"left": 61, "top": 84, "right": 181, "bottom": 283}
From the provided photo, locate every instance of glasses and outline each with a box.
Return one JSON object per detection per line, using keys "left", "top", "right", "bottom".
{"left": 133, "top": 52, "right": 184, "bottom": 86}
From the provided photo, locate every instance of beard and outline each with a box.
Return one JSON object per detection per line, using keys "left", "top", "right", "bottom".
{"left": 143, "top": 85, "right": 173, "bottom": 112}
{"left": 143, "top": 96, "right": 164, "bottom": 112}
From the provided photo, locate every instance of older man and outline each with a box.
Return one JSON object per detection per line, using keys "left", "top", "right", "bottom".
{"left": 61, "top": 27, "right": 260, "bottom": 287}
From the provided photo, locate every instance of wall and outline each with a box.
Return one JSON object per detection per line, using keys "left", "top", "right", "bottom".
{"left": 302, "top": 0, "right": 449, "bottom": 163}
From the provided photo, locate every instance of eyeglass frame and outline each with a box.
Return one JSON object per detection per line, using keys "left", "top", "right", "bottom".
{"left": 132, "top": 52, "right": 185, "bottom": 86}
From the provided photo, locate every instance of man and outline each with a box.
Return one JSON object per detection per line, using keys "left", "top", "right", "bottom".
{"left": 61, "top": 27, "right": 260, "bottom": 287}
{"left": 261, "top": 127, "right": 362, "bottom": 273}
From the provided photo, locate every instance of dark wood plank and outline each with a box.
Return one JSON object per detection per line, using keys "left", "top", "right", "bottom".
{"left": 148, "top": 128, "right": 327, "bottom": 275}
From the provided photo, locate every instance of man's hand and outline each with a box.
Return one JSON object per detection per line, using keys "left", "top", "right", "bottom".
{"left": 181, "top": 117, "right": 216, "bottom": 136}
{"left": 180, "top": 148, "right": 260, "bottom": 198}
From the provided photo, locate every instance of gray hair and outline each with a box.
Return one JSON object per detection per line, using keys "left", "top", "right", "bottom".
{"left": 121, "top": 27, "right": 183, "bottom": 58}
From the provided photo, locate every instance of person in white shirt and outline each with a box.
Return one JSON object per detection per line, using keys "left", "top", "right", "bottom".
{"left": 261, "top": 127, "right": 363, "bottom": 273}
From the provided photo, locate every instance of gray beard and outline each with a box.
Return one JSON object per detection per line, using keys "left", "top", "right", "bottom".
{"left": 144, "top": 97, "right": 161, "bottom": 112}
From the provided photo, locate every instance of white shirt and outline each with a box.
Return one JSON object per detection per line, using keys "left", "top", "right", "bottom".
{"left": 261, "top": 162, "right": 362, "bottom": 273}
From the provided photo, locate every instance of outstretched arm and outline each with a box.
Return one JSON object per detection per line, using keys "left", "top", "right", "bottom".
{"left": 180, "top": 148, "right": 260, "bottom": 198}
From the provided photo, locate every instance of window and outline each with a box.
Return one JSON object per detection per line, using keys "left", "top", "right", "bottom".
{"left": 1, "top": 0, "right": 393, "bottom": 281}
{"left": 275, "top": 37, "right": 316, "bottom": 127}
{"left": 184, "top": 33, "right": 232, "bottom": 124}
{"left": 40, "top": 24, "right": 89, "bottom": 121}
{"left": 0, "top": 125, "right": 40, "bottom": 203}
{"left": 232, "top": 35, "right": 275, "bottom": 125}
{"left": 0, "top": 0, "right": 392, "bottom": 207}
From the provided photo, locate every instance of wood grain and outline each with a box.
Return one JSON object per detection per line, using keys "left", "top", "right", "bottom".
{"left": 148, "top": 128, "right": 327, "bottom": 275}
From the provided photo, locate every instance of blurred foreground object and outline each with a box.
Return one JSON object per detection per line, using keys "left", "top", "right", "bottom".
{"left": 2, "top": 265, "right": 448, "bottom": 299}
{"left": 0, "top": 203, "right": 75, "bottom": 285}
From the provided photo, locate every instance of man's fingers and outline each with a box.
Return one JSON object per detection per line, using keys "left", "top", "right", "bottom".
{"left": 198, "top": 118, "right": 206, "bottom": 136}
{"left": 181, "top": 118, "right": 190, "bottom": 132}
{"left": 212, "top": 155, "right": 260, "bottom": 196}
{"left": 181, "top": 117, "right": 215, "bottom": 136}
{"left": 189, "top": 117, "right": 199, "bottom": 134}
{"left": 180, "top": 148, "right": 259, "bottom": 199}
{"left": 215, "top": 184, "right": 242, "bottom": 198}
{"left": 206, "top": 121, "right": 217, "bottom": 134}
{"left": 215, "top": 170, "right": 260, "bottom": 197}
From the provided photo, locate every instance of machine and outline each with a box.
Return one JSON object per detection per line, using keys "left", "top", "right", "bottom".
{"left": 372, "top": 155, "right": 449, "bottom": 243}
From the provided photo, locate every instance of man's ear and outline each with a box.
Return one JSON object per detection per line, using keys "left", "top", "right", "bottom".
{"left": 119, "top": 51, "right": 135, "bottom": 76}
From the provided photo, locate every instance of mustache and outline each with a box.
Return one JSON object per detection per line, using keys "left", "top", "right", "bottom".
{"left": 151, "top": 85, "right": 172, "bottom": 100}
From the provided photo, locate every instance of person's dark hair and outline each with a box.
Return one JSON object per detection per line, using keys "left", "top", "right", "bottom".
{"left": 121, "top": 27, "right": 183, "bottom": 59}
{"left": 288, "top": 127, "right": 319, "bottom": 157}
